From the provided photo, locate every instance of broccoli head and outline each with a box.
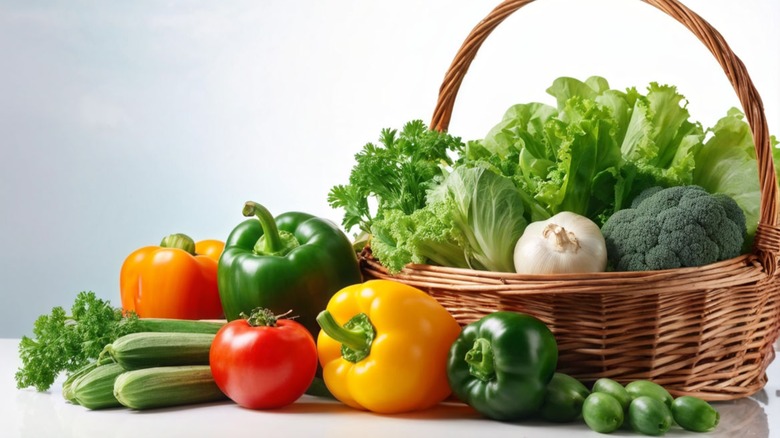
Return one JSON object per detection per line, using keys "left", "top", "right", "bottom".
{"left": 601, "top": 185, "right": 746, "bottom": 271}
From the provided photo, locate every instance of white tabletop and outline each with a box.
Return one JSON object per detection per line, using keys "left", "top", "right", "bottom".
{"left": 1, "top": 338, "right": 777, "bottom": 437}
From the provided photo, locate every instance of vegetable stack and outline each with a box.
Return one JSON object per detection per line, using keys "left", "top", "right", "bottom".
{"left": 68, "top": 328, "right": 228, "bottom": 410}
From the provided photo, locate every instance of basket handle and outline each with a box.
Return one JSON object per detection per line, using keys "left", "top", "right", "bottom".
{"left": 431, "top": 0, "right": 780, "bottom": 272}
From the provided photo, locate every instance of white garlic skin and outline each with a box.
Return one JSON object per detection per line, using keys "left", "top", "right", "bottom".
{"left": 513, "top": 211, "right": 607, "bottom": 275}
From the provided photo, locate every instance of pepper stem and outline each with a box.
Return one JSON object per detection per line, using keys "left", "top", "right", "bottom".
{"left": 160, "top": 233, "right": 196, "bottom": 255}
{"left": 465, "top": 338, "right": 496, "bottom": 382}
{"left": 543, "top": 223, "right": 581, "bottom": 253}
{"left": 243, "top": 201, "right": 300, "bottom": 256}
{"left": 316, "top": 310, "right": 375, "bottom": 363}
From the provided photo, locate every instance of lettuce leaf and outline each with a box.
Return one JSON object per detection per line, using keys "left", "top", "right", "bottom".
{"left": 617, "top": 82, "right": 703, "bottom": 188}
{"left": 429, "top": 166, "right": 527, "bottom": 272}
{"left": 534, "top": 96, "right": 622, "bottom": 221}
{"left": 692, "top": 108, "right": 773, "bottom": 247}
{"left": 479, "top": 76, "right": 710, "bottom": 226}
{"left": 369, "top": 200, "right": 472, "bottom": 274}
{"left": 370, "top": 166, "right": 527, "bottom": 273}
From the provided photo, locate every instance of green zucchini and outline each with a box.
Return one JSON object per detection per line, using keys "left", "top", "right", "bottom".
{"left": 71, "top": 363, "right": 126, "bottom": 410}
{"left": 113, "top": 365, "right": 227, "bottom": 410}
{"left": 132, "top": 318, "right": 225, "bottom": 334}
{"left": 104, "top": 332, "right": 215, "bottom": 370}
{"left": 63, "top": 362, "right": 97, "bottom": 404}
{"left": 63, "top": 353, "right": 117, "bottom": 403}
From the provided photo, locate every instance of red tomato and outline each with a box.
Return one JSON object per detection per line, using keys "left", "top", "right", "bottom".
{"left": 209, "top": 309, "right": 318, "bottom": 409}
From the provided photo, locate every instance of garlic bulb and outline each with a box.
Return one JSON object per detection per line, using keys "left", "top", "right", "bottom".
{"left": 513, "top": 212, "right": 607, "bottom": 274}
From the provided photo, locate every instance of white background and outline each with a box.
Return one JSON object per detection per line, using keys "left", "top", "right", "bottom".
{"left": 1, "top": 0, "right": 778, "bottom": 337}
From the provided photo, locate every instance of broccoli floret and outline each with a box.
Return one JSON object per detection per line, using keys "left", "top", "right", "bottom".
{"left": 601, "top": 185, "right": 747, "bottom": 271}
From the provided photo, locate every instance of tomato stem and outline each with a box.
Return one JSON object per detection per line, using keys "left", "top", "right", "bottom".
{"left": 241, "top": 307, "right": 292, "bottom": 327}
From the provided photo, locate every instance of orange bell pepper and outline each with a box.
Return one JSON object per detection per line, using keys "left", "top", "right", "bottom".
{"left": 315, "top": 280, "right": 461, "bottom": 414}
{"left": 194, "top": 239, "right": 225, "bottom": 261}
{"left": 120, "top": 233, "right": 225, "bottom": 319}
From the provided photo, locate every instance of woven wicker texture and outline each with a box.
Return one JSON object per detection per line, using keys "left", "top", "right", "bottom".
{"left": 360, "top": 0, "right": 780, "bottom": 400}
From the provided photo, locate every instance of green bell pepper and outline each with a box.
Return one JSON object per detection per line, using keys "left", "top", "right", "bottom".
{"left": 218, "top": 201, "right": 363, "bottom": 340}
{"left": 446, "top": 311, "right": 558, "bottom": 421}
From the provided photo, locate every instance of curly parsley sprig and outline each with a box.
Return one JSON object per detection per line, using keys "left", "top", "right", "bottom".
{"left": 15, "top": 291, "right": 140, "bottom": 391}
{"left": 327, "top": 120, "right": 464, "bottom": 235}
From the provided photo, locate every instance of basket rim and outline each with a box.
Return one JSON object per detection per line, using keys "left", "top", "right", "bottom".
{"left": 361, "top": 247, "right": 758, "bottom": 280}
{"left": 359, "top": 247, "right": 767, "bottom": 295}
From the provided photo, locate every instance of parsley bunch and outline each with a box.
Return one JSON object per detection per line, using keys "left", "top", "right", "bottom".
{"left": 15, "top": 291, "right": 139, "bottom": 391}
{"left": 327, "top": 120, "right": 464, "bottom": 235}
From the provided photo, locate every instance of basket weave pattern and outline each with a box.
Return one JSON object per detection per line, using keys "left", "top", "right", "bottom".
{"left": 360, "top": 0, "right": 780, "bottom": 400}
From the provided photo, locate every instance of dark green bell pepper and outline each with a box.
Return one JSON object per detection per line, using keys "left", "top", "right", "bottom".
{"left": 218, "top": 201, "right": 363, "bottom": 340}
{"left": 446, "top": 311, "right": 558, "bottom": 421}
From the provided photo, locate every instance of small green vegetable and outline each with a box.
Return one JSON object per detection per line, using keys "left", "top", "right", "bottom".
{"left": 62, "top": 362, "right": 96, "bottom": 404}
{"left": 628, "top": 396, "right": 674, "bottom": 436}
{"left": 583, "top": 392, "right": 624, "bottom": 433}
{"left": 601, "top": 185, "right": 746, "bottom": 271}
{"left": 62, "top": 354, "right": 115, "bottom": 403}
{"left": 672, "top": 396, "right": 720, "bottom": 432}
{"left": 538, "top": 372, "right": 590, "bottom": 422}
{"left": 130, "top": 318, "right": 227, "bottom": 334}
{"left": 71, "top": 363, "right": 125, "bottom": 410}
{"left": 113, "top": 365, "right": 228, "bottom": 410}
{"left": 591, "top": 378, "right": 631, "bottom": 411}
{"left": 103, "top": 332, "right": 215, "bottom": 370}
{"left": 625, "top": 380, "right": 674, "bottom": 409}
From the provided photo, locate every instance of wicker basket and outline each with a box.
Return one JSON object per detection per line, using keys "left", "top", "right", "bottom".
{"left": 360, "top": 0, "right": 780, "bottom": 401}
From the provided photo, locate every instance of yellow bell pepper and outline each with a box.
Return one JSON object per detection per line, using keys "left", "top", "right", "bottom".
{"left": 315, "top": 279, "right": 461, "bottom": 414}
